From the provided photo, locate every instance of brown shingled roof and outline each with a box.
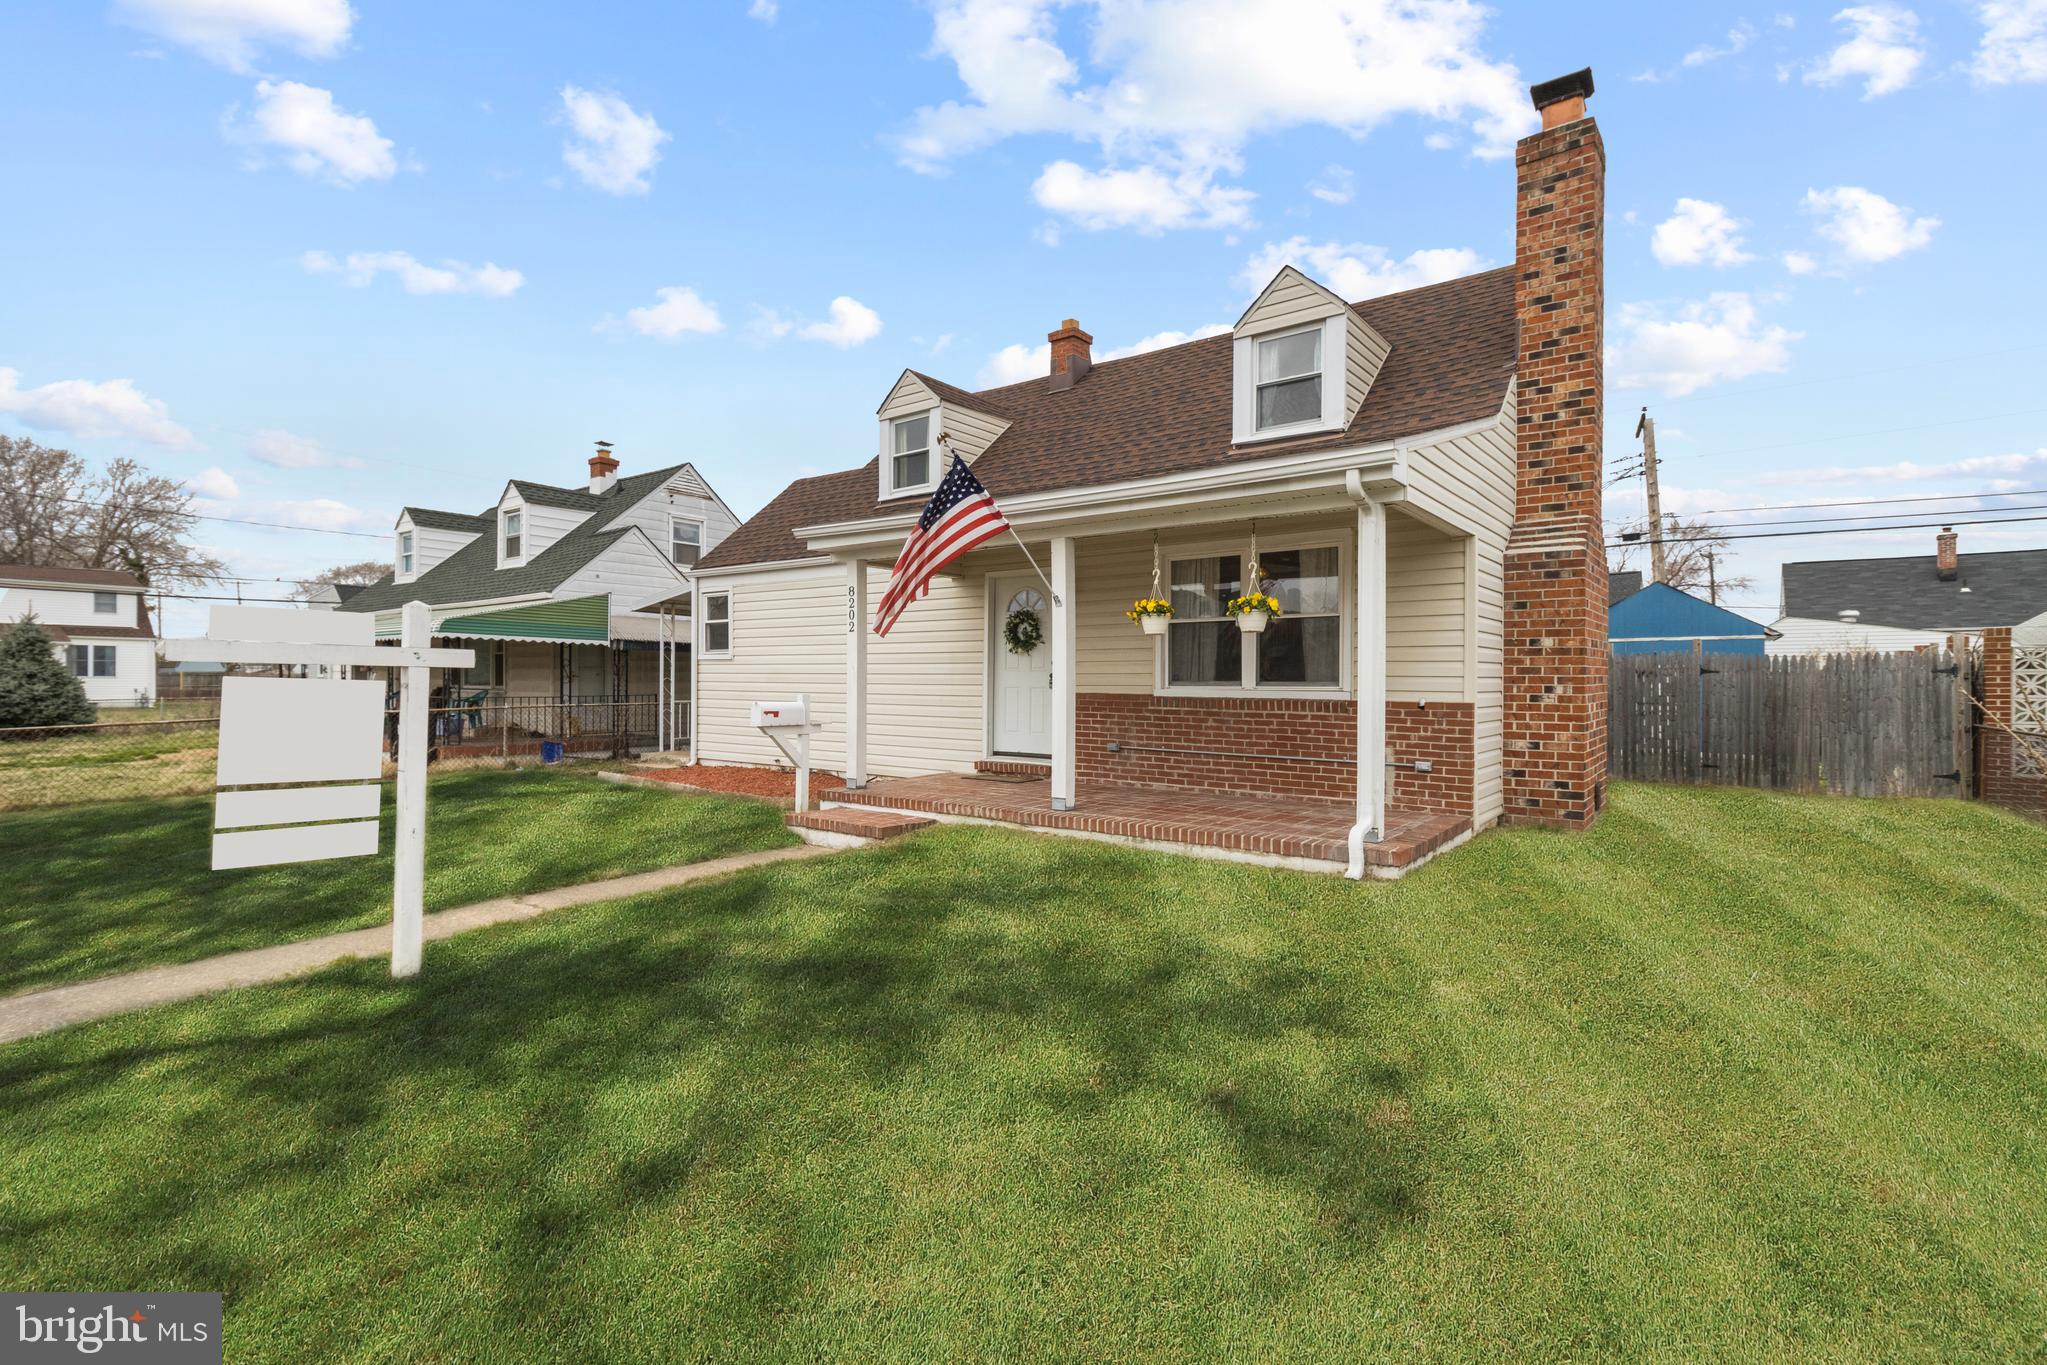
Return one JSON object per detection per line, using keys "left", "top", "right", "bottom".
{"left": 0, "top": 564, "right": 149, "bottom": 589}
{"left": 698, "top": 268, "right": 1516, "bottom": 570}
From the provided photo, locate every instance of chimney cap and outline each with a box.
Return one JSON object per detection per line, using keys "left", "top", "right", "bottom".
{"left": 1530, "top": 68, "right": 1595, "bottom": 110}
{"left": 595, "top": 439, "right": 613, "bottom": 450}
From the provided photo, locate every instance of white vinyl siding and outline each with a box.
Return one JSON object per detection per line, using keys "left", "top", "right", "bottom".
{"left": 1236, "top": 266, "right": 1346, "bottom": 337}
{"left": 395, "top": 519, "right": 481, "bottom": 583}
{"left": 934, "top": 402, "right": 1009, "bottom": 464}
{"left": 509, "top": 499, "right": 592, "bottom": 563}
{"left": 1344, "top": 315, "right": 1392, "bottom": 424}
{"left": 557, "top": 527, "right": 689, "bottom": 614}
{"left": 1765, "top": 617, "right": 1950, "bottom": 656}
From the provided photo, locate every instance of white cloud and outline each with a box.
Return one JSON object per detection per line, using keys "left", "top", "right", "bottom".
{"left": 1650, "top": 198, "right": 1754, "bottom": 267}
{"left": 796, "top": 296, "right": 883, "bottom": 347}
{"left": 229, "top": 80, "right": 395, "bottom": 185}
{"left": 559, "top": 85, "right": 668, "bottom": 195}
{"left": 1238, "top": 237, "right": 1485, "bottom": 301}
{"left": 1760, "top": 448, "right": 2047, "bottom": 483}
{"left": 1307, "top": 164, "right": 1354, "bottom": 205}
{"left": 623, "top": 286, "right": 725, "bottom": 339}
{"left": 1606, "top": 293, "right": 1801, "bottom": 396}
{"left": 1030, "top": 161, "right": 1253, "bottom": 233}
{"left": 247, "top": 428, "right": 358, "bottom": 469}
{"left": 1802, "top": 185, "right": 1938, "bottom": 262}
{"left": 1782, "top": 250, "right": 1819, "bottom": 274}
{"left": 186, "top": 466, "right": 241, "bottom": 500}
{"left": 1971, "top": 0, "right": 2047, "bottom": 83}
{"left": 115, "top": 0, "right": 353, "bottom": 72}
{"left": 978, "top": 321, "right": 1230, "bottom": 386}
{"left": 1805, "top": 5, "right": 1925, "bottom": 98}
{"left": 1684, "top": 20, "right": 1758, "bottom": 67}
{"left": 1099, "top": 324, "right": 1231, "bottom": 360}
{"left": 0, "top": 367, "right": 200, "bottom": 450}
{"left": 302, "top": 249, "right": 523, "bottom": 296}
{"left": 748, "top": 0, "right": 779, "bottom": 20}
{"left": 257, "top": 498, "right": 375, "bottom": 531}
{"left": 896, "top": 0, "right": 1534, "bottom": 232}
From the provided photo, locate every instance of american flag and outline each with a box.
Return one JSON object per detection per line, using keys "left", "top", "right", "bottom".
{"left": 874, "top": 459, "right": 1011, "bottom": 636}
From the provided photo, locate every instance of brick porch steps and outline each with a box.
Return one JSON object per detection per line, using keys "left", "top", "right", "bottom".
{"left": 818, "top": 773, "right": 1470, "bottom": 872}
{"left": 786, "top": 808, "right": 934, "bottom": 841}
{"left": 974, "top": 758, "right": 1051, "bottom": 777}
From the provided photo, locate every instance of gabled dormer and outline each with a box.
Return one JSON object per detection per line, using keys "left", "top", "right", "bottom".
{"left": 494, "top": 480, "right": 598, "bottom": 567}
{"left": 875, "top": 370, "right": 1012, "bottom": 502}
{"left": 394, "top": 508, "right": 485, "bottom": 584}
{"left": 1231, "top": 265, "right": 1390, "bottom": 446}
{"left": 496, "top": 489, "right": 528, "bottom": 570}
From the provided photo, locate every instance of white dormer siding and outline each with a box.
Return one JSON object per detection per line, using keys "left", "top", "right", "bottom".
{"left": 394, "top": 513, "right": 481, "bottom": 584}
{"left": 876, "top": 371, "right": 1011, "bottom": 500}
{"left": 1232, "top": 265, "right": 1390, "bottom": 444}
{"left": 600, "top": 465, "right": 741, "bottom": 572}
{"left": 496, "top": 486, "right": 593, "bottom": 565}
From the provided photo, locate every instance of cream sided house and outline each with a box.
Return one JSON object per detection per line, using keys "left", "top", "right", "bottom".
{"left": 338, "top": 444, "right": 736, "bottom": 751}
{"left": 691, "top": 69, "right": 1612, "bottom": 878}
{"left": 0, "top": 564, "right": 157, "bottom": 708}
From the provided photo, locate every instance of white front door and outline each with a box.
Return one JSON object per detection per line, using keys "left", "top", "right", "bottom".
{"left": 991, "top": 576, "right": 1053, "bottom": 756}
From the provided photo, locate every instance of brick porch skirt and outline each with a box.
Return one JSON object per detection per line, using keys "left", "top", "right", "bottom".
{"left": 1075, "top": 692, "right": 1474, "bottom": 814}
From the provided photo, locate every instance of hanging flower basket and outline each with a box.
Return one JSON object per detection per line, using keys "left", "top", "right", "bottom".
{"left": 1227, "top": 591, "right": 1282, "bottom": 634}
{"left": 1125, "top": 598, "right": 1173, "bottom": 636}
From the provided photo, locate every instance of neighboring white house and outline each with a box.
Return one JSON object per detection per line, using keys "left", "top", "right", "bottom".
{"left": 1769, "top": 528, "right": 2047, "bottom": 656}
{"left": 0, "top": 564, "right": 158, "bottom": 707}
{"left": 335, "top": 445, "right": 739, "bottom": 747}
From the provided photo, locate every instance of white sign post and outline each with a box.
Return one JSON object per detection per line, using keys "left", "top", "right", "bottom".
{"left": 162, "top": 601, "right": 473, "bottom": 978}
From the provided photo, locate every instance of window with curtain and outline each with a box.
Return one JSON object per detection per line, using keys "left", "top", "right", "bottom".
{"left": 891, "top": 413, "right": 932, "bottom": 492}
{"left": 398, "top": 531, "right": 414, "bottom": 575}
{"left": 670, "top": 517, "right": 702, "bottom": 566}
{"left": 1166, "top": 554, "right": 1242, "bottom": 686}
{"left": 1253, "top": 547, "right": 1341, "bottom": 685}
{"left": 93, "top": 592, "right": 118, "bottom": 614}
{"left": 503, "top": 510, "right": 523, "bottom": 561}
{"left": 1255, "top": 328, "right": 1322, "bottom": 431}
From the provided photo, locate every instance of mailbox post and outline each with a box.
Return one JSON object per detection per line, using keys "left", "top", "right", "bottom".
{"left": 752, "top": 695, "right": 822, "bottom": 812}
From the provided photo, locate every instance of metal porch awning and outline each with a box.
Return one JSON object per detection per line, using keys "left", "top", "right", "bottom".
{"left": 375, "top": 594, "right": 613, "bottom": 644}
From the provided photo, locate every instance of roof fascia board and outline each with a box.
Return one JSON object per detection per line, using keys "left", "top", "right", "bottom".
{"left": 690, "top": 555, "right": 837, "bottom": 579}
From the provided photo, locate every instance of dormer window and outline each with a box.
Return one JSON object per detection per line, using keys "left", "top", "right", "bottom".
{"left": 398, "top": 531, "right": 414, "bottom": 575}
{"left": 1255, "top": 328, "right": 1322, "bottom": 431}
{"left": 887, "top": 412, "right": 935, "bottom": 497}
{"left": 502, "top": 510, "right": 522, "bottom": 562}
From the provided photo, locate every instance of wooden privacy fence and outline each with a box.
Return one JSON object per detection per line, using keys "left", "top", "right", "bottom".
{"left": 1608, "top": 647, "right": 1978, "bottom": 797}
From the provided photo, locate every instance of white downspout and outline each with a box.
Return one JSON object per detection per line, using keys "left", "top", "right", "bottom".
{"left": 1345, "top": 468, "right": 1389, "bottom": 880}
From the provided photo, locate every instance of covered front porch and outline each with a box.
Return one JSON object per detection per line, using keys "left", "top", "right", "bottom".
{"left": 816, "top": 764, "right": 1470, "bottom": 875}
{"left": 801, "top": 441, "right": 1500, "bottom": 879}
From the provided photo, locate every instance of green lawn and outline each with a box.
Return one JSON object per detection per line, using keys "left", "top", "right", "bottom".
{"left": 2, "top": 784, "right": 2044, "bottom": 1359}
{"left": 0, "top": 768, "right": 794, "bottom": 994}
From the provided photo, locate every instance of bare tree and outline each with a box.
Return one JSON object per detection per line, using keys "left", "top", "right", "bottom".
{"left": 0, "top": 436, "right": 225, "bottom": 588}
{"left": 1611, "top": 515, "right": 1755, "bottom": 603}
{"left": 293, "top": 559, "right": 391, "bottom": 600}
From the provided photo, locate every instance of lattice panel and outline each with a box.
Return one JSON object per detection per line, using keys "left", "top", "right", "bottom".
{"left": 2015, "top": 646, "right": 2047, "bottom": 775}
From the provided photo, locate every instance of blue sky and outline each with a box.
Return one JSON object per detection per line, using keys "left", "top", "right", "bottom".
{"left": 3, "top": 0, "right": 2044, "bottom": 633}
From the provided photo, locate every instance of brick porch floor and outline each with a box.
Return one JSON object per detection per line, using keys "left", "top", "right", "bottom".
{"left": 817, "top": 773, "right": 1470, "bottom": 873}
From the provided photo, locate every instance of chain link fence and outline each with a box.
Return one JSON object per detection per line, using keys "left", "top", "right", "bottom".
{"left": 0, "top": 695, "right": 688, "bottom": 812}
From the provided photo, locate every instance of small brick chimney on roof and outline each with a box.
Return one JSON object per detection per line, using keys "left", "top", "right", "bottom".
{"left": 589, "top": 440, "right": 620, "bottom": 495}
{"left": 1048, "top": 318, "right": 1092, "bottom": 391}
{"left": 1936, "top": 526, "right": 1959, "bottom": 580}
{"left": 1502, "top": 66, "right": 1608, "bottom": 830}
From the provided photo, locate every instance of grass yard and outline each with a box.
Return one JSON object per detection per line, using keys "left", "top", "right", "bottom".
{"left": 0, "top": 768, "right": 794, "bottom": 994}
{"left": 2, "top": 784, "right": 2044, "bottom": 1359}
{"left": 0, "top": 719, "right": 220, "bottom": 811}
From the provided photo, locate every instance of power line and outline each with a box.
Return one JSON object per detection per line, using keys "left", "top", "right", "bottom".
{"left": 1617, "top": 500, "right": 2047, "bottom": 535}
{"left": 1606, "top": 510, "right": 2047, "bottom": 550}
{"left": 43, "top": 493, "right": 389, "bottom": 539}
{"left": 1679, "top": 487, "right": 2047, "bottom": 517}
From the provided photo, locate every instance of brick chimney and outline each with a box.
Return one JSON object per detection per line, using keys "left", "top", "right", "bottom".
{"left": 589, "top": 440, "right": 619, "bottom": 495}
{"left": 1936, "top": 526, "right": 1959, "bottom": 581}
{"left": 1048, "top": 318, "right": 1092, "bottom": 391}
{"left": 1502, "top": 67, "right": 1607, "bottom": 830}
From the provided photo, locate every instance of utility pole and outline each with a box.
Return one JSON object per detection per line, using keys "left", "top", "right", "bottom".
{"left": 1635, "top": 406, "right": 1668, "bottom": 584}
{"left": 1705, "top": 548, "right": 1718, "bottom": 605}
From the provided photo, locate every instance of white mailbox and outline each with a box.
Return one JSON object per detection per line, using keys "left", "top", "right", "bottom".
{"left": 751, "top": 698, "right": 810, "bottom": 729}
{"left": 752, "top": 694, "right": 823, "bottom": 812}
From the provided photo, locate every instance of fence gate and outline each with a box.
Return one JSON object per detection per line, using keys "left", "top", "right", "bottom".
{"left": 1608, "top": 645, "right": 1978, "bottom": 797}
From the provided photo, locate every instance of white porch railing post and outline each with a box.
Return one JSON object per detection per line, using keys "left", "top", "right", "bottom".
{"left": 392, "top": 600, "right": 430, "bottom": 975}
{"left": 1347, "top": 500, "right": 1388, "bottom": 878}
{"left": 1050, "top": 536, "right": 1078, "bottom": 811}
{"left": 846, "top": 558, "right": 869, "bottom": 789}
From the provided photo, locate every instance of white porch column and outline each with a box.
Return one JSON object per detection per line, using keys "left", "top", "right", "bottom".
{"left": 392, "top": 600, "right": 431, "bottom": 975}
{"left": 845, "top": 558, "right": 869, "bottom": 788}
{"left": 1050, "top": 535, "right": 1078, "bottom": 810}
{"left": 1347, "top": 500, "right": 1388, "bottom": 879}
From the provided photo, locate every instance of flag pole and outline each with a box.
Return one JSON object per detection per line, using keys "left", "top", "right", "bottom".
{"left": 937, "top": 433, "right": 1062, "bottom": 607}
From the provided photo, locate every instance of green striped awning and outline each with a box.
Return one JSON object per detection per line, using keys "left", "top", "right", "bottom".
{"left": 437, "top": 594, "right": 611, "bottom": 643}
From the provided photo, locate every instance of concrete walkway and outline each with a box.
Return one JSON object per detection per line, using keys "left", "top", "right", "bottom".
{"left": 0, "top": 844, "right": 833, "bottom": 1047}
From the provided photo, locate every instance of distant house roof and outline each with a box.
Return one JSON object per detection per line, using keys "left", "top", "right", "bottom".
{"left": 0, "top": 619, "right": 155, "bottom": 643}
{"left": 697, "top": 269, "right": 1519, "bottom": 570}
{"left": 342, "top": 464, "right": 688, "bottom": 613}
{"left": 1612, "top": 581, "right": 1774, "bottom": 642}
{"left": 332, "top": 582, "right": 370, "bottom": 603}
{"left": 0, "top": 564, "right": 147, "bottom": 590}
{"left": 1609, "top": 571, "right": 1644, "bottom": 605}
{"left": 1780, "top": 544, "right": 2047, "bottom": 631}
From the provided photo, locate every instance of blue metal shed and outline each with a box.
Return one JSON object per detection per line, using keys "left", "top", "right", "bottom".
{"left": 1609, "top": 578, "right": 1774, "bottom": 656}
